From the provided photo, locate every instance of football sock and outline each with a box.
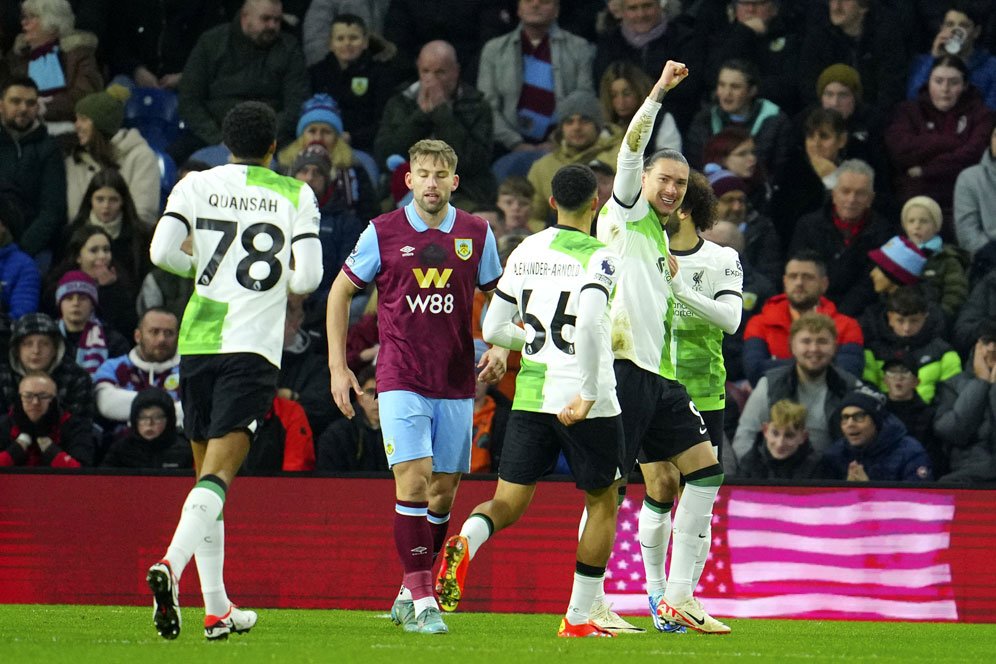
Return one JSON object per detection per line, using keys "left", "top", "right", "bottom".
{"left": 460, "top": 513, "right": 494, "bottom": 560}
{"left": 164, "top": 475, "right": 226, "bottom": 580}
{"left": 691, "top": 525, "right": 712, "bottom": 591}
{"left": 565, "top": 562, "right": 605, "bottom": 626}
{"left": 664, "top": 466, "right": 722, "bottom": 605}
{"left": 195, "top": 515, "right": 230, "bottom": 617}
{"left": 427, "top": 509, "right": 450, "bottom": 562}
{"left": 394, "top": 501, "right": 437, "bottom": 609}
{"left": 396, "top": 584, "right": 412, "bottom": 602}
{"left": 639, "top": 497, "right": 673, "bottom": 595}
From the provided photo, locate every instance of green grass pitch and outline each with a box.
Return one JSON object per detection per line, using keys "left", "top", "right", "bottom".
{"left": 1, "top": 605, "right": 992, "bottom": 663}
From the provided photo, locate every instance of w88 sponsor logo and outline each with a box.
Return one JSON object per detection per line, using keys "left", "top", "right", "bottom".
{"left": 406, "top": 292, "right": 455, "bottom": 314}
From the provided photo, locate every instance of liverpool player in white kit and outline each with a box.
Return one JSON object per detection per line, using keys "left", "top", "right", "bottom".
{"left": 435, "top": 164, "right": 623, "bottom": 638}
{"left": 146, "top": 101, "right": 323, "bottom": 640}
{"left": 596, "top": 62, "right": 730, "bottom": 634}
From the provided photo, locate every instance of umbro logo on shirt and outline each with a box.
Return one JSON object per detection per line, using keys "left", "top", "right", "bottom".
{"left": 401, "top": 245, "right": 415, "bottom": 257}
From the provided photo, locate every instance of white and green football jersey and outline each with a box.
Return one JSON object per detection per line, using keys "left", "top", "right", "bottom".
{"left": 163, "top": 164, "right": 320, "bottom": 367}
{"left": 596, "top": 196, "right": 677, "bottom": 379}
{"left": 672, "top": 239, "right": 743, "bottom": 412}
{"left": 495, "top": 227, "right": 621, "bottom": 417}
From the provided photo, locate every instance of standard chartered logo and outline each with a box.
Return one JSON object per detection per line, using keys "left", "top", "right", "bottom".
{"left": 407, "top": 267, "right": 455, "bottom": 313}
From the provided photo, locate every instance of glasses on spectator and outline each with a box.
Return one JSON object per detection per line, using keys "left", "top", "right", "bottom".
{"left": 840, "top": 411, "right": 869, "bottom": 423}
{"left": 20, "top": 392, "right": 55, "bottom": 403}
{"left": 138, "top": 415, "right": 168, "bottom": 424}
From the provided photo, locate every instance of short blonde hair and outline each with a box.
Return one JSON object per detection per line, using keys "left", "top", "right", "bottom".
{"left": 790, "top": 312, "right": 837, "bottom": 341}
{"left": 769, "top": 399, "right": 807, "bottom": 432}
{"left": 22, "top": 0, "right": 74, "bottom": 36}
{"left": 409, "top": 139, "right": 457, "bottom": 172}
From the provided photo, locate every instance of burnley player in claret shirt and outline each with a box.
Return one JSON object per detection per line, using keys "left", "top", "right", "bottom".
{"left": 326, "top": 139, "right": 507, "bottom": 635}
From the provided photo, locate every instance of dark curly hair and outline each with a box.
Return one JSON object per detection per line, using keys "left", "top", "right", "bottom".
{"left": 680, "top": 170, "right": 718, "bottom": 233}
{"left": 222, "top": 101, "right": 277, "bottom": 159}
{"left": 551, "top": 164, "right": 597, "bottom": 213}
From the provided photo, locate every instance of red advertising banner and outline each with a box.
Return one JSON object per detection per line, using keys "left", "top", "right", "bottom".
{"left": 1, "top": 475, "right": 994, "bottom": 622}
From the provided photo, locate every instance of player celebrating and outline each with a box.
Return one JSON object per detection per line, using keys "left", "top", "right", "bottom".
{"left": 435, "top": 164, "right": 623, "bottom": 638}
{"left": 593, "top": 61, "right": 731, "bottom": 634}
{"left": 655, "top": 170, "right": 743, "bottom": 628}
{"left": 326, "top": 139, "right": 506, "bottom": 635}
{"left": 146, "top": 101, "right": 323, "bottom": 640}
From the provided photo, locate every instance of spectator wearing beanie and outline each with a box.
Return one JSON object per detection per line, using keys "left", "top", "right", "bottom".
{"left": 290, "top": 142, "right": 366, "bottom": 299}
{"left": 54, "top": 270, "right": 128, "bottom": 375}
{"left": 101, "top": 387, "right": 191, "bottom": 470}
{"left": 0, "top": 312, "right": 95, "bottom": 419}
{"left": 899, "top": 195, "right": 969, "bottom": 320}
{"left": 806, "top": 64, "right": 888, "bottom": 183}
{"left": 278, "top": 94, "right": 378, "bottom": 220}
{"left": 868, "top": 235, "right": 928, "bottom": 297}
{"left": 65, "top": 85, "right": 160, "bottom": 225}
{"left": 707, "top": 165, "right": 782, "bottom": 286}
{"left": 822, "top": 386, "right": 932, "bottom": 482}
{"left": 526, "top": 89, "right": 622, "bottom": 225}
{"left": 0, "top": 214, "right": 40, "bottom": 320}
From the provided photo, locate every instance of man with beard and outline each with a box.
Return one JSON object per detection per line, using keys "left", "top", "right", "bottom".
{"left": 94, "top": 308, "right": 183, "bottom": 431}
{"left": 170, "top": 0, "right": 309, "bottom": 162}
{"left": 0, "top": 76, "right": 66, "bottom": 258}
{"left": 581, "top": 61, "right": 730, "bottom": 635}
{"left": 733, "top": 312, "right": 865, "bottom": 465}
{"left": 743, "top": 250, "right": 864, "bottom": 386}
{"left": 326, "top": 139, "right": 507, "bottom": 635}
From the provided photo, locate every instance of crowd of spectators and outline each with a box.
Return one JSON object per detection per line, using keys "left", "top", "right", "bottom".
{"left": 0, "top": 0, "right": 994, "bottom": 484}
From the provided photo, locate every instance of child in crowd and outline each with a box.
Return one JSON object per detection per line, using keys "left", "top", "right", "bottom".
{"left": 102, "top": 388, "right": 190, "bottom": 470}
{"left": 899, "top": 195, "right": 969, "bottom": 320}
{"left": 737, "top": 399, "right": 824, "bottom": 480}
{"left": 54, "top": 270, "right": 128, "bottom": 375}
{"left": 880, "top": 356, "right": 942, "bottom": 476}
{"left": 496, "top": 176, "right": 539, "bottom": 235}
{"left": 861, "top": 284, "right": 961, "bottom": 404}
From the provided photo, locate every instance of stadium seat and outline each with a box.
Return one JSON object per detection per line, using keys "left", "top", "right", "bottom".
{"left": 156, "top": 149, "right": 178, "bottom": 210}
{"left": 189, "top": 143, "right": 232, "bottom": 168}
{"left": 125, "top": 88, "right": 182, "bottom": 152}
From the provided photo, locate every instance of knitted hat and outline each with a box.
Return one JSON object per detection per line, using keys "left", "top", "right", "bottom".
{"left": 900, "top": 196, "right": 943, "bottom": 233}
{"left": 881, "top": 354, "right": 918, "bottom": 375}
{"left": 56, "top": 270, "right": 99, "bottom": 308}
{"left": 10, "top": 312, "right": 60, "bottom": 346}
{"left": 296, "top": 93, "right": 344, "bottom": 137}
{"left": 706, "top": 167, "right": 747, "bottom": 198}
{"left": 388, "top": 157, "right": 412, "bottom": 206}
{"left": 75, "top": 84, "right": 130, "bottom": 138}
{"left": 556, "top": 90, "right": 603, "bottom": 129}
{"left": 290, "top": 142, "right": 332, "bottom": 177}
{"left": 868, "top": 236, "right": 927, "bottom": 285}
{"left": 816, "top": 64, "right": 863, "bottom": 102}
{"left": 836, "top": 386, "right": 887, "bottom": 429}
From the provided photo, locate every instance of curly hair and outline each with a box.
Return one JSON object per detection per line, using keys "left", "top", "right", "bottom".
{"left": 222, "top": 102, "right": 277, "bottom": 160}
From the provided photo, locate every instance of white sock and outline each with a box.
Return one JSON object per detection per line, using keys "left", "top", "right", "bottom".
{"left": 639, "top": 500, "right": 672, "bottom": 595}
{"left": 691, "top": 525, "right": 712, "bottom": 592}
{"left": 413, "top": 595, "right": 438, "bottom": 616}
{"left": 164, "top": 482, "right": 225, "bottom": 580}
{"left": 565, "top": 571, "right": 603, "bottom": 626}
{"left": 396, "top": 584, "right": 412, "bottom": 602}
{"left": 578, "top": 507, "right": 607, "bottom": 605}
{"left": 460, "top": 514, "right": 492, "bottom": 560}
{"left": 195, "top": 518, "right": 230, "bottom": 617}
{"left": 664, "top": 484, "right": 718, "bottom": 605}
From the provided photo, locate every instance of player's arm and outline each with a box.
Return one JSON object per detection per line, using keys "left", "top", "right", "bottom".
{"left": 327, "top": 224, "right": 382, "bottom": 417}
{"left": 476, "top": 224, "right": 511, "bottom": 384}
{"left": 560, "top": 251, "right": 619, "bottom": 426}
{"left": 288, "top": 189, "right": 324, "bottom": 294}
{"left": 149, "top": 213, "right": 195, "bottom": 277}
{"left": 481, "top": 291, "right": 526, "bottom": 351}
{"left": 614, "top": 60, "right": 690, "bottom": 205}
{"left": 667, "top": 253, "right": 743, "bottom": 334}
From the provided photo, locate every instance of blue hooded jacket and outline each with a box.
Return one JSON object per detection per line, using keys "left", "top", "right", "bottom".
{"left": 823, "top": 413, "right": 933, "bottom": 482}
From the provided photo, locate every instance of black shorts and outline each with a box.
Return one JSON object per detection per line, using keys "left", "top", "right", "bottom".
{"left": 180, "top": 353, "right": 278, "bottom": 442}
{"left": 498, "top": 411, "right": 624, "bottom": 492}
{"left": 614, "top": 360, "right": 711, "bottom": 470}
{"left": 700, "top": 408, "right": 724, "bottom": 464}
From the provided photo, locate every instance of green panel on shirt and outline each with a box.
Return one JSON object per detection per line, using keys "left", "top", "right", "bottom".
{"left": 246, "top": 166, "right": 301, "bottom": 207}
{"left": 513, "top": 357, "right": 548, "bottom": 412}
{"left": 179, "top": 292, "right": 229, "bottom": 355}
{"left": 674, "top": 316, "right": 726, "bottom": 411}
{"left": 549, "top": 229, "right": 603, "bottom": 268}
